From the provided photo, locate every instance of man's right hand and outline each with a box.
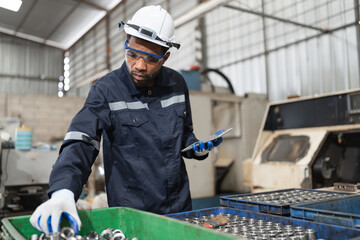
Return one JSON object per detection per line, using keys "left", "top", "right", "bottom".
{"left": 29, "top": 189, "right": 81, "bottom": 234}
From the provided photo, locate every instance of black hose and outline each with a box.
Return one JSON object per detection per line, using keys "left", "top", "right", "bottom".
{"left": 200, "top": 68, "right": 235, "bottom": 94}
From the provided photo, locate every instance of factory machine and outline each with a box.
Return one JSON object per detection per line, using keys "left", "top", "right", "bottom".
{"left": 0, "top": 147, "right": 58, "bottom": 215}
{"left": 245, "top": 89, "right": 360, "bottom": 192}
{"left": 0, "top": 119, "right": 58, "bottom": 216}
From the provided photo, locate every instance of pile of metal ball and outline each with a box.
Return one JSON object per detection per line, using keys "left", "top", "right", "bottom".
{"left": 182, "top": 213, "right": 325, "bottom": 240}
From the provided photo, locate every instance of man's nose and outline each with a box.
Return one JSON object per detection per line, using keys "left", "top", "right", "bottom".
{"left": 134, "top": 57, "right": 147, "bottom": 71}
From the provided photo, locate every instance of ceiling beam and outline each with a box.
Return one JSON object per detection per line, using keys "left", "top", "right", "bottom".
{"left": 224, "top": 4, "right": 327, "bottom": 33}
{"left": 44, "top": 0, "right": 84, "bottom": 43}
{"left": 14, "top": 0, "right": 38, "bottom": 36}
{"left": 81, "top": 0, "right": 108, "bottom": 12}
{"left": 0, "top": 26, "right": 66, "bottom": 49}
{"left": 218, "top": 21, "right": 356, "bottom": 69}
{"left": 66, "top": 0, "right": 124, "bottom": 50}
{"left": 174, "top": 0, "right": 232, "bottom": 28}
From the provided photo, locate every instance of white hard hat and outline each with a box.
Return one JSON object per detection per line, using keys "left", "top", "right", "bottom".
{"left": 119, "top": 5, "right": 180, "bottom": 49}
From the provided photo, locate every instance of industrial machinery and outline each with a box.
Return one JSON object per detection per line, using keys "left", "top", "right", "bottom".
{"left": 0, "top": 118, "right": 58, "bottom": 216}
{"left": 0, "top": 147, "right": 58, "bottom": 214}
{"left": 245, "top": 89, "right": 360, "bottom": 192}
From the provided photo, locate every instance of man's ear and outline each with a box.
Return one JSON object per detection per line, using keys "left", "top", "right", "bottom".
{"left": 162, "top": 52, "right": 171, "bottom": 64}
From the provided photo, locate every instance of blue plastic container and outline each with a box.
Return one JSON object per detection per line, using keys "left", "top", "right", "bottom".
{"left": 15, "top": 125, "right": 33, "bottom": 150}
{"left": 166, "top": 207, "right": 360, "bottom": 239}
{"left": 220, "top": 188, "right": 352, "bottom": 215}
{"left": 291, "top": 195, "right": 360, "bottom": 228}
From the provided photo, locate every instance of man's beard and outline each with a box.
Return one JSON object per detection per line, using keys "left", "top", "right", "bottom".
{"left": 125, "top": 60, "right": 160, "bottom": 87}
{"left": 130, "top": 70, "right": 154, "bottom": 87}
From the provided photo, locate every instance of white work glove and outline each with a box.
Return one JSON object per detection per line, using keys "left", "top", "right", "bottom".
{"left": 193, "top": 144, "right": 210, "bottom": 156}
{"left": 30, "top": 189, "right": 81, "bottom": 234}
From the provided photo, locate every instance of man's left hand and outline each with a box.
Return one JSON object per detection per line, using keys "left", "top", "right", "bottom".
{"left": 192, "top": 129, "right": 224, "bottom": 156}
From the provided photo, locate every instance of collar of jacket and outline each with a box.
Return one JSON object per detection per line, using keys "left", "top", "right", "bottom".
{"left": 121, "top": 62, "right": 177, "bottom": 96}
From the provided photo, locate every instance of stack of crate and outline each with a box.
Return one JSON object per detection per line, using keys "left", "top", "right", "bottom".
{"left": 166, "top": 188, "right": 360, "bottom": 240}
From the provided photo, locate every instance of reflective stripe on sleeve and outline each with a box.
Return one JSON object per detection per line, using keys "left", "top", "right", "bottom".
{"left": 161, "top": 94, "right": 185, "bottom": 108}
{"left": 109, "top": 101, "right": 149, "bottom": 111}
{"left": 64, "top": 131, "right": 100, "bottom": 150}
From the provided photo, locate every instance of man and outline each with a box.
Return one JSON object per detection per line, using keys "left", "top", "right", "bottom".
{"left": 30, "top": 5, "right": 223, "bottom": 234}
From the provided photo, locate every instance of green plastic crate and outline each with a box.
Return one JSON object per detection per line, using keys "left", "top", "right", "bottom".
{"left": 1, "top": 207, "right": 239, "bottom": 240}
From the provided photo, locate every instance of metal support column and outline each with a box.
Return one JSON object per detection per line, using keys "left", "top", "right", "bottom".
{"left": 198, "top": 0, "right": 208, "bottom": 69}
{"left": 261, "top": 0, "right": 270, "bottom": 100}
{"left": 354, "top": 0, "right": 360, "bottom": 83}
{"left": 198, "top": 17, "right": 208, "bottom": 69}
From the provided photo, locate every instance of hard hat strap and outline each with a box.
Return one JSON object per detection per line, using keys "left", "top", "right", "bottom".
{"left": 119, "top": 21, "right": 180, "bottom": 49}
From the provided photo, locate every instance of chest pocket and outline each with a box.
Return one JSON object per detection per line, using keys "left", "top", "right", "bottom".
{"left": 115, "top": 111, "right": 149, "bottom": 145}
{"left": 119, "top": 113, "right": 148, "bottom": 127}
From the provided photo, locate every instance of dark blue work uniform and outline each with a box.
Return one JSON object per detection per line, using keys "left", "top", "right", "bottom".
{"left": 48, "top": 63, "right": 207, "bottom": 214}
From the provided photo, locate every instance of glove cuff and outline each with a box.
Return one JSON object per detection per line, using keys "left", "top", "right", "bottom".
{"left": 51, "top": 189, "right": 75, "bottom": 203}
{"left": 194, "top": 150, "right": 209, "bottom": 156}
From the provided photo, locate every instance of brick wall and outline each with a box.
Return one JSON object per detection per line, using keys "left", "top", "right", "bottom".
{"left": 0, "top": 94, "right": 86, "bottom": 143}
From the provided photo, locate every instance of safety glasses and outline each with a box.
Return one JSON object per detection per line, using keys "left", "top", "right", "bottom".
{"left": 119, "top": 21, "right": 180, "bottom": 49}
{"left": 124, "top": 40, "right": 166, "bottom": 65}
